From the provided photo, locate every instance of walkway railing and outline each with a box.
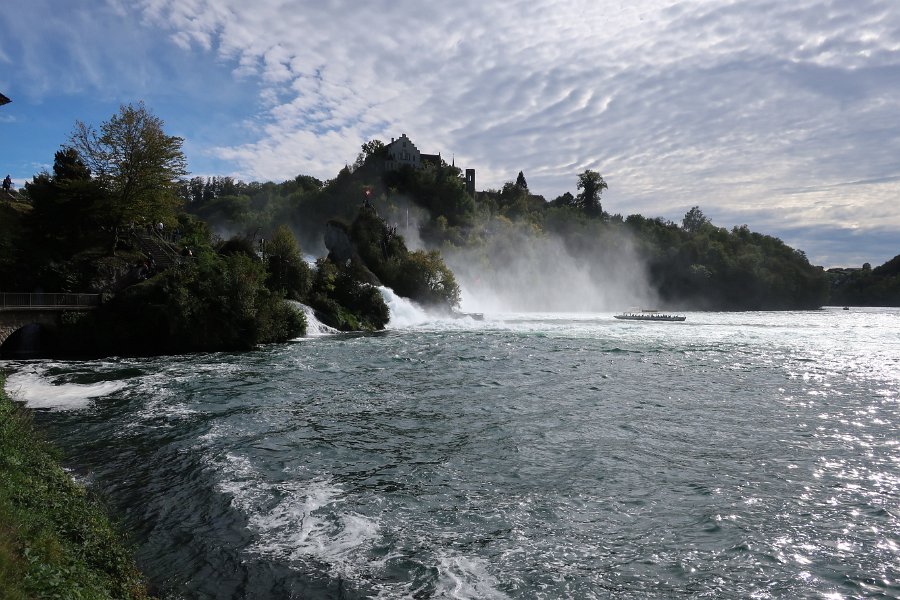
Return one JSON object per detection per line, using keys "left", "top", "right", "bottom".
{"left": 0, "top": 293, "right": 101, "bottom": 310}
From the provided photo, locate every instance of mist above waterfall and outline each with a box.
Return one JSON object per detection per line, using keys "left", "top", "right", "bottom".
{"left": 443, "top": 222, "right": 658, "bottom": 314}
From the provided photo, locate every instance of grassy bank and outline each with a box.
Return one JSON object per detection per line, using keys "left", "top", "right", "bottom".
{"left": 0, "top": 375, "right": 152, "bottom": 599}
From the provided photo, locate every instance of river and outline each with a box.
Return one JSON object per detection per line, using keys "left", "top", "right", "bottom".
{"left": 3, "top": 302, "right": 899, "bottom": 599}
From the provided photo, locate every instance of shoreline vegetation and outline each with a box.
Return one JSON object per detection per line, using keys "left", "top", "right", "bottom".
{"left": 0, "top": 375, "right": 153, "bottom": 599}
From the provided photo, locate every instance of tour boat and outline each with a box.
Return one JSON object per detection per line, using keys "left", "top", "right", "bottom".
{"left": 614, "top": 310, "right": 686, "bottom": 322}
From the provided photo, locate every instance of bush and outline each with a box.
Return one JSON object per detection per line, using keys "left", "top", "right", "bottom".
{"left": 55, "top": 252, "right": 305, "bottom": 356}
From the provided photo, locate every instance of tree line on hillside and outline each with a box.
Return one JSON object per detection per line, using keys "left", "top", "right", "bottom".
{"left": 827, "top": 257, "right": 900, "bottom": 306}
{"left": 178, "top": 139, "right": 836, "bottom": 310}
{"left": 3, "top": 102, "right": 892, "bottom": 358}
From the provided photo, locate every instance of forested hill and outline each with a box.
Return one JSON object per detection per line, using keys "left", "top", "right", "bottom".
{"left": 180, "top": 149, "right": 830, "bottom": 311}
{"left": 827, "top": 256, "right": 900, "bottom": 307}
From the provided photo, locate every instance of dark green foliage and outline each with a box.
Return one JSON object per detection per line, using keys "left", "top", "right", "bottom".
{"left": 354, "top": 139, "right": 388, "bottom": 170}
{"left": 515, "top": 170, "right": 528, "bottom": 190}
{"left": 390, "top": 249, "right": 461, "bottom": 308}
{"left": 0, "top": 201, "right": 28, "bottom": 285}
{"left": 348, "top": 208, "right": 460, "bottom": 309}
{"left": 576, "top": 169, "right": 607, "bottom": 217}
{"left": 681, "top": 206, "right": 710, "bottom": 233}
{"left": 497, "top": 181, "right": 534, "bottom": 220}
{"left": 26, "top": 159, "right": 107, "bottom": 259}
{"left": 217, "top": 235, "right": 258, "bottom": 258}
{"left": 625, "top": 218, "right": 829, "bottom": 309}
{"left": 384, "top": 162, "right": 475, "bottom": 229}
{"left": 264, "top": 225, "right": 312, "bottom": 300}
{"left": 308, "top": 258, "right": 389, "bottom": 331}
{"left": 54, "top": 252, "right": 305, "bottom": 356}
{"left": 828, "top": 255, "right": 900, "bottom": 306}
{"left": 549, "top": 191, "right": 576, "bottom": 208}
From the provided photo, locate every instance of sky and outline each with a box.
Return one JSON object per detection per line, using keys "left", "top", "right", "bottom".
{"left": 2, "top": 0, "right": 899, "bottom": 268}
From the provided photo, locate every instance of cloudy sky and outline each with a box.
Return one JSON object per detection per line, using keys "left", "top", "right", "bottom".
{"left": 2, "top": 0, "right": 899, "bottom": 267}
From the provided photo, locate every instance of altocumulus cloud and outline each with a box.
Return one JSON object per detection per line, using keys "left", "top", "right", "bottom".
{"left": 6, "top": 0, "right": 900, "bottom": 266}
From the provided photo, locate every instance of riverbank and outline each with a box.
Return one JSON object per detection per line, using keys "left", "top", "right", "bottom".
{"left": 0, "top": 375, "right": 152, "bottom": 599}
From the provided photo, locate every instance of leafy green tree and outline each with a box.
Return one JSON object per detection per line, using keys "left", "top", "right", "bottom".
{"left": 52, "top": 147, "right": 91, "bottom": 181}
{"left": 576, "top": 170, "right": 607, "bottom": 216}
{"left": 56, "top": 251, "right": 305, "bottom": 355}
{"left": 682, "top": 206, "right": 710, "bottom": 233}
{"left": 499, "top": 180, "right": 531, "bottom": 219}
{"left": 395, "top": 249, "right": 461, "bottom": 308}
{"left": 549, "top": 191, "right": 576, "bottom": 208}
{"left": 69, "top": 102, "right": 187, "bottom": 233}
{"left": 354, "top": 139, "right": 387, "bottom": 170}
{"left": 307, "top": 257, "right": 389, "bottom": 331}
{"left": 515, "top": 170, "right": 528, "bottom": 190}
{"left": 265, "top": 225, "right": 312, "bottom": 300}
{"left": 26, "top": 148, "right": 104, "bottom": 257}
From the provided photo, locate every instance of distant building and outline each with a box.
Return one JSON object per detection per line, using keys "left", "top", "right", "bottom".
{"left": 384, "top": 134, "right": 422, "bottom": 171}
{"left": 420, "top": 152, "right": 442, "bottom": 167}
{"left": 383, "top": 133, "right": 476, "bottom": 197}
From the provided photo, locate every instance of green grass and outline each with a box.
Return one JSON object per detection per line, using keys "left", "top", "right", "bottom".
{"left": 0, "top": 375, "right": 152, "bottom": 599}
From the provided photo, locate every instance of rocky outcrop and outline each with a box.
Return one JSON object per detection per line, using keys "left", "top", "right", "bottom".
{"left": 323, "top": 220, "right": 354, "bottom": 262}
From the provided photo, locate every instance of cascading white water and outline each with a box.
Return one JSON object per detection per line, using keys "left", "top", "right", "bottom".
{"left": 288, "top": 301, "right": 339, "bottom": 337}
{"left": 377, "top": 286, "right": 432, "bottom": 328}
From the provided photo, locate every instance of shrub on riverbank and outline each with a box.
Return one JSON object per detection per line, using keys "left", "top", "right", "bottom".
{"left": 51, "top": 251, "right": 306, "bottom": 357}
{"left": 0, "top": 377, "right": 152, "bottom": 598}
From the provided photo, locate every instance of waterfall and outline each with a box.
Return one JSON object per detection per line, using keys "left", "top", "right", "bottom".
{"left": 288, "top": 301, "right": 339, "bottom": 337}
{"left": 378, "top": 286, "right": 432, "bottom": 328}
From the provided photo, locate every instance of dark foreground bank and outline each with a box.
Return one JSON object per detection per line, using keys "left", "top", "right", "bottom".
{"left": 0, "top": 375, "right": 152, "bottom": 599}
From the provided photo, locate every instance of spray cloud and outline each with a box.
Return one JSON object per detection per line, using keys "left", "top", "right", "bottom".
{"left": 442, "top": 220, "right": 658, "bottom": 313}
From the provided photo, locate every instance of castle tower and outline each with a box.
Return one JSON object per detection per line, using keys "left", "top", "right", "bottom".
{"left": 465, "top": 169, "right": 475, "bottom": 197}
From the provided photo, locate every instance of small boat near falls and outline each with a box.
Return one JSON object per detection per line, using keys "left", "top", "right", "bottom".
{"left": 614, "top": 310, "right": 686, "bottom": 322}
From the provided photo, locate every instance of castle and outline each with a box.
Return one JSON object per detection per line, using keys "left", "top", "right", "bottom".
{"left": 384, "top": 134, "right": 475, "bottom": 197}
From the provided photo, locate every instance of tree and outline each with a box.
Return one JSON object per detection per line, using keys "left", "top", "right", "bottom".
{"left": 576, "top": 170, "right": 607, "bottom": 216}
{"left": 515, "top": 170, "right": 528, "bottom": 190}
{"left": 52, "top": 147, "right": 91, "bottom": 182}
{"left": 354, "top": 139, "right": 386, "bottom": 170}
{"left": 265, "top": 225, "right": 312, "bottom": 300}
{"left": 69, "top": 102, "right": 187, "bottom": 232}
{"left": 26, "top": 149, "right": 103, "bottom": 255}
{"left": 549, "top": 191, "right": 576, "bottom": 208}
{"left": 682, "top": 206, "right": 710, "bottom": 233}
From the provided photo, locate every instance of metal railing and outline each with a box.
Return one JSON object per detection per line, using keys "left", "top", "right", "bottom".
{"left": 0, "top": 293, "right": 101, "bottom": 310}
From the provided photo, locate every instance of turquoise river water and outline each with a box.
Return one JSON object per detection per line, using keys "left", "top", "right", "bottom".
{"left": 3, "top": 302, "right": 899, "bottom": 599}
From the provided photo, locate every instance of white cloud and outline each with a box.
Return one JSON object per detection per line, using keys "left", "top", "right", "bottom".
{"left": 4, "top": 0, "right": 899, "bottom": 265}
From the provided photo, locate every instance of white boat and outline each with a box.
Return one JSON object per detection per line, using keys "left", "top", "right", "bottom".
{"left": 614, "top": 310, "right": 686, "bottom": 322}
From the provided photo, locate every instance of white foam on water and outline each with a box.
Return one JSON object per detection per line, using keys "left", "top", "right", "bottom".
{"left": 287, "top": 301, "right": 339, "bottom": 337}
{"left": 4, "top": 365, "right": 127, "bottom": 411}
{"left": 378, "top": 286, "right": 433, "bottom": 328}
{"left": 249, "top": 477, "right": 380, "bottom": 578}
{"left": 434, "top": 554, "right": 512, "bottom": 600}
{"left": 210, "top": 452, "right": 380, "bottom": 580}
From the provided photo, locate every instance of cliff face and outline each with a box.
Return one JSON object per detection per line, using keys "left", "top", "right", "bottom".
{"left": 323, "top": 220, "right": 354, "bottom": 263}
